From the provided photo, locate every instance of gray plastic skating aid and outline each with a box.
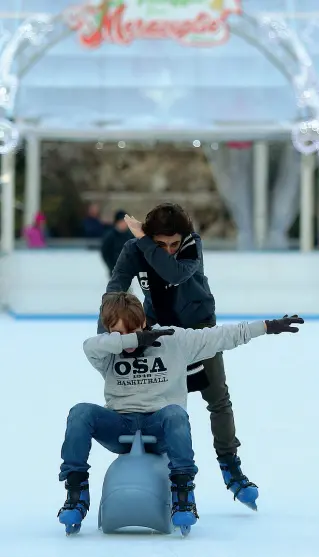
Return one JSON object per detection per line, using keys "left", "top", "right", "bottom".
{"left": 98, "top": 430, "right": 172, "bottom": 534}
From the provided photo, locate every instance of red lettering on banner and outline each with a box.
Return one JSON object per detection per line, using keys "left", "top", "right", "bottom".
{"left": 65, "top": 4, "right": 238, "bottom": 48}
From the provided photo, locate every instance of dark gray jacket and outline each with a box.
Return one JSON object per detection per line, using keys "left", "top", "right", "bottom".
{"left": 101, "top": 227, "right": 133, "bottom": 273}
{"left": 97, "top": 233, "right": 215, "bottom": 333}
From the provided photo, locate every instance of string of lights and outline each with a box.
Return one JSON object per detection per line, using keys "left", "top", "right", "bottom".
{"left": 0, "top": 13, "right": 53, "bottom": 154}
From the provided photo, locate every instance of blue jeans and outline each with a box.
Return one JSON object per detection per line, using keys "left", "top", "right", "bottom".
{"left": 59, "top": 403, "right": 198, "bottom": 481}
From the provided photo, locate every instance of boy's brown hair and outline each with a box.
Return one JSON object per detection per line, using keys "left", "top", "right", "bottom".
{"left": 142, "top": 203, "right": 194, "bottom": 238}
{"left": 101, "top": 292, "right": 145, "bottom": 331}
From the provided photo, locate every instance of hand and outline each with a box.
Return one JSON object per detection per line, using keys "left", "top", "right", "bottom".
{"left": 265, "top": 314, "right": 304, "bottom": 334}
{"left": 124, "top": 215, "right": 145, "bottom": 239}
{"left": 136, "top": 328, "right": 175, "bottom": 347}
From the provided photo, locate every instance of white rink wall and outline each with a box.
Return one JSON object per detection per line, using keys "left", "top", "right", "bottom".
{"left": 4, "top": 250, "right": 319, "bottom": 319}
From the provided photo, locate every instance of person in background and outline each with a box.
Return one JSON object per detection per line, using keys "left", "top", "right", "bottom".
{"left": 100, "top": 210, "right": 133, "bottom": 276}
{"left": 23, "top": 211, "right": 47, "bottom": 248}
{"left": 82, "top": 203, "right": 111, "bottom": 238}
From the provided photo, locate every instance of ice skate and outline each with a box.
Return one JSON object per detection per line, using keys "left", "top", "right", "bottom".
{"left": 218, "top": 454, "right": 258, "bottom": 511}
{"left": 57, "top": 472, "right": 90, "bottom": 535}
{"left": 170, "top": 474, "right": 199, "bottom": 536}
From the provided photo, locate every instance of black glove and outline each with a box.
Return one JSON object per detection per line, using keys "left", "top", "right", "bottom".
{"left": 265, "top": 314, "right": 304, "bottom": 334}
{"left": 136, "top": 328, "right": 175, "bottom": 347}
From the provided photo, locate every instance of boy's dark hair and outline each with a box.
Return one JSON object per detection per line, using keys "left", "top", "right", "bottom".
{"left": 142, "top": 203, "right": 194, "bottom": 238}
{"left": 101, "top": 292, "right": 145, "bottom": 331}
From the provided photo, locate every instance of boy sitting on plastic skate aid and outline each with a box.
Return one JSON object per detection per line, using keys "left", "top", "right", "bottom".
{"left": 58, "top": 292, "right": 303, "bottom": 535}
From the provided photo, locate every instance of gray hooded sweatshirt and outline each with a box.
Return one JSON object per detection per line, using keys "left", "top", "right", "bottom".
{"left": 83, "top": 321, "right": 266, "bottom": 413}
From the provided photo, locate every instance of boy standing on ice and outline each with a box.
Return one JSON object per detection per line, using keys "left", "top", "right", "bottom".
{"left": 97, "top": 203, "right": 260, "bottom": 509}
{"left": 58, "top": 292, "right": 303, "bottom": 535}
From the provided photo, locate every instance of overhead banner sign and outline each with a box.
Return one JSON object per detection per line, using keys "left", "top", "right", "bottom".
{"left": 64, "top": 0, "right": 241, "bottom": 47}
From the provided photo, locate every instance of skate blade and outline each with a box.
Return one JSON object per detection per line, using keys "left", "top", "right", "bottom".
{"left": 242, "top": 501, "right": 257, "bottom": 511}
{"left": 65, "top": 523, "right": 81, "bottom": 536}
{"left": 180, "top": 525, "right": 191, "bottom": 537}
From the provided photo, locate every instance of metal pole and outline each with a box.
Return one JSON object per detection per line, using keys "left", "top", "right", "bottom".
{"left": 284, "top": 0, "right": 297, "bottom": 30}
{"left": 253, "top": 141, "right": 269, "bottom": 249}
{"left": 300, "top": 153, "right": 315, "bottom": 251}
{"left": 316, "top": 157, "right": 319, "bottom": 249}
{"left": 24, "top": 134, "right": 41, "bottom": 227}
{"left": 1, "top": 151, "right": 15, "bottom": 253}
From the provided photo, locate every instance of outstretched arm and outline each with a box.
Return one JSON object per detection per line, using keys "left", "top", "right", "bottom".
{"left": 181, "top": 321, "right": 266, "bottom": 365}
{"left": 180, "top": 315, "right": 304, "bottom": 365}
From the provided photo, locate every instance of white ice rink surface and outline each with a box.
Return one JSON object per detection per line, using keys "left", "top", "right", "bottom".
{"left": 1, "top": 316, "right": 318, "bottom": 557}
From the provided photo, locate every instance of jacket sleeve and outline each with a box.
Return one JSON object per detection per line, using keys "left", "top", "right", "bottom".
{"left": 83, "top": 332, "right": 138, "bottom": 377}
{"left": 97, "top": 241, "right": 137, "bottom": 334}
{"left": 136, "top": 235, "right": 200, "bottom": 284}
{"left": 106, "top": 241, "right": 136, "bottom": 293}
{"left": 100, "top": 232, "right": 113, "bottom": 268}
{"left": 179, "top": 321, "right": 266, "bottom": 365}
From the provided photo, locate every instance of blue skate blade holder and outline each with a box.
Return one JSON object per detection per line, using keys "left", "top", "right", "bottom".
{"left": 99, "top": 430, "right": 172, "bottom": 534}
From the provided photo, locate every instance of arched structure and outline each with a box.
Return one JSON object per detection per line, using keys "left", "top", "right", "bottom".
{"left": 1, "top": 6, "right": 319, "bottom": 154}
{"left": 0, "top": 4, "right": 318, "bottom": 253}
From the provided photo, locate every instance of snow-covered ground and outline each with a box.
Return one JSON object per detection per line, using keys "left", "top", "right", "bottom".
{"left": 1, "top": 313, "right": 317, "bottom": 557}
